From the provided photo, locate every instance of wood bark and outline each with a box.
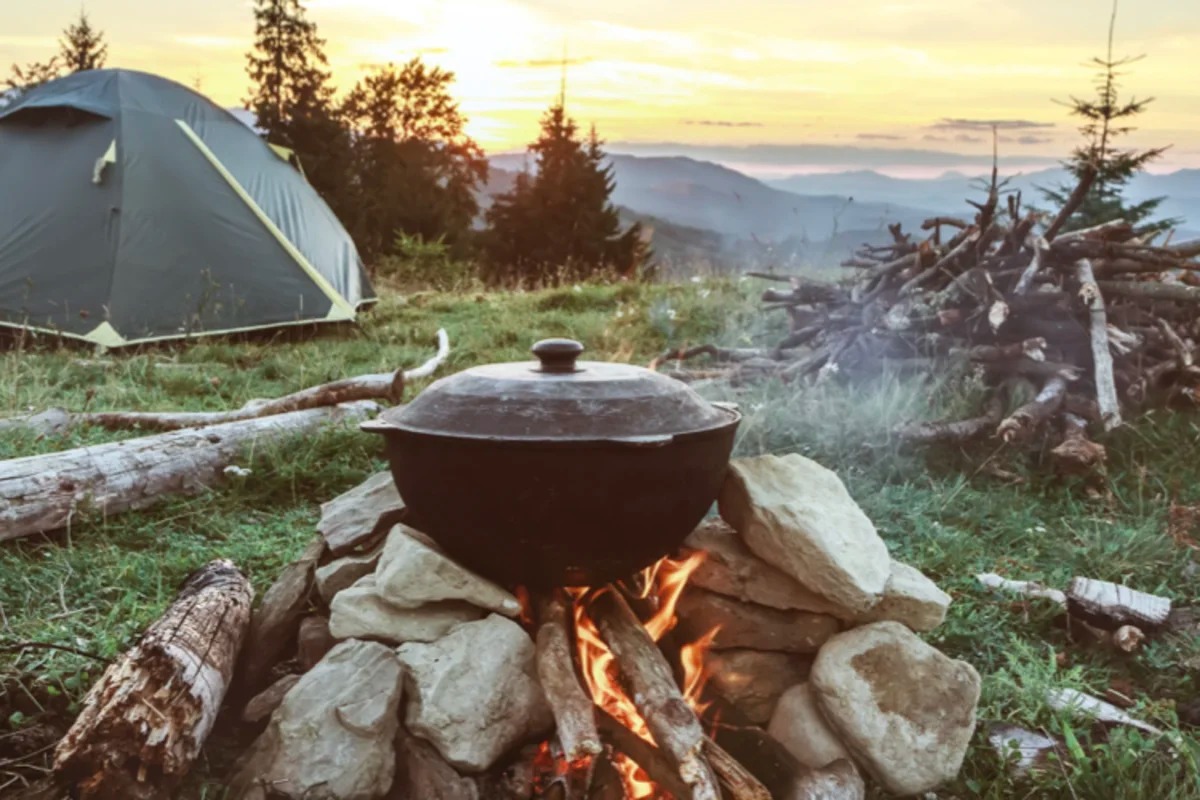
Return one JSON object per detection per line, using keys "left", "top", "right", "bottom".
{"left": 593, "top": 707, "right": 692, "bottom": 800}
{"left": 896, "top": 394, "right": 1004, "bottom": 445}
{"left": 589, "top": 588, "right": 721, "bottom": 800}
{"left": 51, "top": 560, "right": 253, "bottom": 799}
{"left": 536, "top": 592, "right": 602, "bottom": 763}
{"left": 1042, "top": 166, "right": 1097, "bottom": 241}
{"left": 1012, "top": 236, "right": 1049, "bottom": 295}
{"left": 703, "top": 738, "right": 772, "bottom": 800}
{"left": 1066, "top": 577, "right": 1172, "bottom": 632}
{"left": 0, "top": 401, "right": 378, "bottom": 543}
{"left": 1076, "top": 260, "right": 1122, "bottom": 431}
{"left": 1049, "top": 413, "right": 1107, "bottom": 475}
{"left": 997, "top": 377, "right": 1068, "bottom": 443}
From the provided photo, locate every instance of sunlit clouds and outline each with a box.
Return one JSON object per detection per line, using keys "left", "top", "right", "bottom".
{"left": 5, "top": 0, "right": 1199, "bottom": 172}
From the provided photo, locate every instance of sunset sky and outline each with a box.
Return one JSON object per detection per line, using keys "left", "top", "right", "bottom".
{"left": 5, "top": 0, "right": 1199, "bottom": 176}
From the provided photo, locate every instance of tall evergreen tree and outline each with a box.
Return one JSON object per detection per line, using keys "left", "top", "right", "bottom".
{"left": 1038, "top": 0, "right": 1176, "bottom": 236}
{"left": 341, "top": 59, "right": 486, "bottom": 260}
{"left": 4, "top": 58, "right": 62, "bottom": 99}
{"left": 244, "top": 0, "right": 350, "bottom": 215}
{"left": 482, "top": 101, "right": 644, "bottom": 285}
{"left": 58, "top": 11, "right": 108, "bottom": 72}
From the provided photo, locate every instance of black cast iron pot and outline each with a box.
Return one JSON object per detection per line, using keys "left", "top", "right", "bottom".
{"left": 360, "top": 338, "right": 741, "bottom": 589}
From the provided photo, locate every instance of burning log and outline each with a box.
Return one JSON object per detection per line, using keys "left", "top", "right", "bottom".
{"left": 536, "top": 592, "right": 603, "bottom": 763}
{"left": 50, "top": 560, "right": 253, "bottom": 798}
{"left": 588, "top": 588, "right": 722, "bottom": 800}
{"left": 0, "top": 401, "right": 378, "bottom": 543}
{"left": 702, "top": 738, "right": 772, "bottom": 800}
{"left": 594, "top": 708, "right": 693, "bottom": 800}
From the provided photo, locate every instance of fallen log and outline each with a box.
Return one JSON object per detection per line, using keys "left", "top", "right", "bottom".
{"left": 896, "top": 394, "right": 1005, "bottom": 445}
{"left": 0, "top": 401, "right": 378, "bottom": 543}
{"left": 1066, "top": 577, "right": 1172, "bottom": 632}
{"left": 589, "top": 588, "right": 721, "bottom": 800}
{"left": 536, "top": 592, "right": 603, "bottom": 763}
{"left": 0, "top": 329, "right": 448, "bottom": 435}
{"left": 51, "top": 560, "right": 253, "bottom": 799}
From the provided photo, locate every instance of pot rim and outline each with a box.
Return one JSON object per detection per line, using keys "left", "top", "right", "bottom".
{"left": 361, "top": 402, "right": 741, "bottom": 447}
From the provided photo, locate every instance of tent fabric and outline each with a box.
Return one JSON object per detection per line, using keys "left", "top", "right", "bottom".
{"left": 0, "top": 69, "right": 375, "bottom": 346}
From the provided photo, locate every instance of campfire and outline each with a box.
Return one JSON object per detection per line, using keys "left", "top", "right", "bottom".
{"left": 30, "top": 451, "right": 984, "bottom": 800}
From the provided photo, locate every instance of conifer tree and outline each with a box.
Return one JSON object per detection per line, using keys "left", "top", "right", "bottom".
{"left": 58, "top": 11, "right": 108, "bottom": 72}
{"left": 482, "top": 101, "right": 644, "bottom": 284}
{"left": 244, "top": 0, "right": 350, "bottom": 214}
{"left": 341, "top": 59, "right": 486, "bottom": 259}
{"left": 1038, "top": 0, "right": 1177, "bottom": 236}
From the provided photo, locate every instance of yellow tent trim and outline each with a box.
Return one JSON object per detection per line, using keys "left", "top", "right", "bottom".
{"left": 0, "top": 312, "right": 357, "bottom": 349}
{"left": 82, "top": 321, "right": 125, "bottom": 347}
{"left": 173, "top": 119, "right": 355, "bottom": 321}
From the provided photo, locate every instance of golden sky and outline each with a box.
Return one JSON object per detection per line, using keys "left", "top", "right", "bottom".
{"left": 5, "top": 0, "right": 1199, "bottom": 175}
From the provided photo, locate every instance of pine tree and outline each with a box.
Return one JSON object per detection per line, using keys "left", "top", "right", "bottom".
{"left": 341, "top": 59, "right": 487, "bottom": 260}
{"left": 1038, "top": 0, "right": 1177, "bottom": 236}
{"left": 244, "top": 0, "right": 350, "bottom": 215}
{"left": 58, "top": 11, "right": 108, "bottom": 72}
{"left": 481, "top": 102, "right": 644, "bottom": 285}
{"left": 4, "top": 58, "right": 62, "bottom": 99}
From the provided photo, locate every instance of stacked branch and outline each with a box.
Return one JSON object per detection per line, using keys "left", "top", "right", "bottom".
{"left": 654, "top": 169, "right": 1200, "bottom": 470}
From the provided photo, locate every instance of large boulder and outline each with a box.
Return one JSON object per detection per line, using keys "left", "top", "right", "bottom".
{"left": 810, "top": 621, "right": 981, "bottom": 796}
{"left": 318, "top": 471, "right": 406, "bottom": 556}
{"left": 683, "top": 519, "right": 849, "bottom": 617}
{"left": 785, "top": 759, "right": 865, "bottom": 800}
{"left": 397, "top": 615, "right": 553, "bottom": 773}
{"left": 329, "top": 574, "right": 483, "bottom": 644}
{"left": 231, "top": 640, "right": 404, "bottom": 799}
{"left": 389, "top": 727, "right": 481, "bottom": 800}
{"left": 718, "top": 454, "right": 891, "bottom": 615}
{"left": 315, "top": 544, "right": 385, "bottom": 605}
{"left": 706, "top": 649, "right": 813, "bottom": 724}
{"left": 375, "top": 525, "right": 521, "bottom": 617}
{"left": 857, "top": 560, "right": 951, "bottom": 632}
{"left": 768, "top": 683, "right": 852, "bottom": 769}
{"left": 676, "top": 588, "right": 840, "bottom": 653}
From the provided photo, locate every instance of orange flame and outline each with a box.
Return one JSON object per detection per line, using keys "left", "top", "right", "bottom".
{"left": 571, "top": 552, "right": 720, "bottom": 799}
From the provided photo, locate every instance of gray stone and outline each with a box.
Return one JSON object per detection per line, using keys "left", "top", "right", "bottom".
{"left": 857, "top": 560, "right": 951, "bottom": 632}
{"left": 676, "top": 588, "right": 841, "bottom": 653}
{"left": 705, "top": 649, "right": 813, "bottom": 724}
{"left": 238, "top": 536, "right": 325, "bottom": 693}
{"left": 389, "top": 727, "right": 481, "bottom": 800}
{"left": 718, "top": 454, "right": 891, "bottom": 615}
{"left": 376, "top": 525, "right": 521, "bottom": 617}
{"left": 768, "top": 683, "right": 852, "bottom": 769}
{"left": 297, "top": 615, "right": 336, "bottom": 670}
{"left": 785, "top": 759, "right": 865, "bottom": 800}
{"left": 397, "top": 615, "right": 553, "bottom": 773}
{"left": 242, "top": 674, "right": 301, "bottom": 724}
{"left": 315, "top": 544, "right": 384, "bottom": 605}
{"left": 683, "top": 519, "right": 849, "bottom": 617}
{"left": 318, "top": 471, "right": 405, "bottom": 556}
{"left": 231, "top": 640, "right": 404, "bottom": 799}
{"left": 329, "top": 574, "right": 483, "bottom": 645}
{"left": 811, "top": 621, "right": 981, "bottom": 796}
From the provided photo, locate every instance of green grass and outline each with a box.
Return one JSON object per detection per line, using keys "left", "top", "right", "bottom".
{"left": 2, "top": 278, "right": 1199, "bottom": 798}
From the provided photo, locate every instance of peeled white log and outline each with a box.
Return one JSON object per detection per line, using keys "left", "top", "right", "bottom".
{"left": 0, "top": 401, "right": 378, "bottom": 542}
{"left": 1075, "top": 260, "right": 1122, "bottom": 431}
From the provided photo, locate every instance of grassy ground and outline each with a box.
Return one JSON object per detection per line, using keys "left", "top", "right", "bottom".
{"left": 2, "top": 278, "right": 1198, "bottom": 798}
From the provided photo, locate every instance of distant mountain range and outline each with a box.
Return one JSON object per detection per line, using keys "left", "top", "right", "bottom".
{"left": 482, "top": 153, "right": 1200, "bottom": 273}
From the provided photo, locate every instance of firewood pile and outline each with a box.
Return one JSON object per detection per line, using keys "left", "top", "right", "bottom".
{"left": 9, "top": 453, "right": 984, "bottom": 800}
{"left": 652, "top": 168, "right": 1200, "bottom": 472}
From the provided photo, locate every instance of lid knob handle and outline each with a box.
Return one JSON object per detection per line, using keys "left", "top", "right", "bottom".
{"left": 532, "top": 339, "right": 584, "bottom": 373}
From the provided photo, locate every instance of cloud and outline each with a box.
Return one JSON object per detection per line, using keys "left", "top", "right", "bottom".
{"left": 931, "top": 117, "right": 1055, "bottom": 131}
{"left": 1016, "top": 134, "right": 1054, "bottom": 145}
{"left": 857, "top": 133, "right": 904, "bottom": 141}
{"left": 922, "top": 134, "right": 948, "bottom": 142}
{"left": 495, "top": 57, "right": 593, "bottom": 68}
{"left": 954, "top": 133, "right": 984, "bottom": 143}
{"left": 683, "top": 119, "right": 765, "bottom": 128}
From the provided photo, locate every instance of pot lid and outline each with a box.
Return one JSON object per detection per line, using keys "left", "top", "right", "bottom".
{"left": 378, "top": 338, "right": 736, "bottom": 442}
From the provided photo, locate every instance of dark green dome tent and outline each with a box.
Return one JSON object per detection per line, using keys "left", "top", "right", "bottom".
{"left": 0, "top": 69, "right": 374, "bottom": 347}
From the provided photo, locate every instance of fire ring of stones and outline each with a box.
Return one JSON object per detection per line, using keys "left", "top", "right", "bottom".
{"left": 231, "top": 452, "right": 980, "bottom": 799}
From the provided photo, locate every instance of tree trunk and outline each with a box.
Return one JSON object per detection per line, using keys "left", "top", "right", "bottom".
{"left": 51, "top": 560, "right": 254, "bottom": 799}
{"left": 0, "top": 401, "right": 378, "bottom": 542}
